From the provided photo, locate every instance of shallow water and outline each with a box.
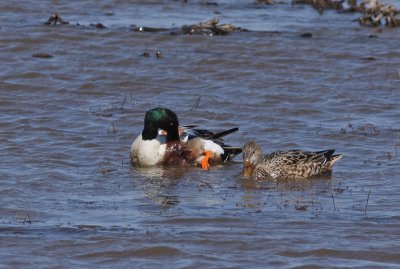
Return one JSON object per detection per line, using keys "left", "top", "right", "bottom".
{"left": 1, "top": 0, "right": 400, "bottom": 268}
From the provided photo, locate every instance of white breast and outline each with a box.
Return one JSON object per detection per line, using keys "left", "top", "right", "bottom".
{"left": 130, "top": 135, "right": 166, "bottom": 166}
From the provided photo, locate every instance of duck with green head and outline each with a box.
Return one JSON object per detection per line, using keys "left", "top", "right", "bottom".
{"left": 130, "top": 107, "right": 242, "bottom": 169}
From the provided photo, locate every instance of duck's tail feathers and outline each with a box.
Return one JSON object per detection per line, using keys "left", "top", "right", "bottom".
{"left": 320, "top": 150, "right": 343, "bottom": 173}
{"left": 181, "top": 126, "right": 214, "bottom": 141}
{"left": 209, "top": 127, "right": 239, "bottom": 140}
{"left": 182, "top": 126, "right": 239, "bottom": 143}
{"left": 221, "top": 146, "right": 242, "bottom": 162}
{"left": 181, "top": 124, "right": 199, "bottom": 129}
{"left": 328, "top": 154, "right": 343, "bottom": 165}
{"left": 315, "top": 149, "right": 335, "bottom": 158}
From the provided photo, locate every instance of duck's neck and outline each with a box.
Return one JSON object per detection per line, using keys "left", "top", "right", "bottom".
{"left": 142, "top": 127, "right": 157, "bottom": 140}
{"left": 166, "top": 131, "right": 180, "bottom": 142}
{"left": 254, "top": 149, "right": 264, "bottom": 165}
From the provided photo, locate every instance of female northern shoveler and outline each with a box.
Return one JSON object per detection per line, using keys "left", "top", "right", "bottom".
{"left": 130, "top": 107, "right": 242, "bottom": 169}
{"left": 242, "top": 141, "right": 342, "bottom": 180}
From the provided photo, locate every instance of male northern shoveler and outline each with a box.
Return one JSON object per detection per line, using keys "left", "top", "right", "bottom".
{"left": 130, "top": 107, "right": 242, "bottom": 169}
{"left": 242, "top": 141, "right": 342, "bottom": 180}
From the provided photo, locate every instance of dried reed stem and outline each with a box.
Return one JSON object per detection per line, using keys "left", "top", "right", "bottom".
{"left": 331, "top": 192, "right": 337, "bottom": 211}
{"left": 393, "top": 132, "right": 400, "bottom": 154}
{"left": 364, "top": 185, "right": 372, "bottom": 217}
{"left": 121, "top": 95, "right": 126, "bottom": 110}
{"left": 191, "top": 96, "right": 201, "bottom": 111}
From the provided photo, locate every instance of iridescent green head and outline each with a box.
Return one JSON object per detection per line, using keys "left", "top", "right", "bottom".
{"left": 142, "top": 107, "right": 180, "bottom": 141}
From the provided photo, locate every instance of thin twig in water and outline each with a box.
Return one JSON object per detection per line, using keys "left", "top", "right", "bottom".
{"left": 330, "top": 175, "right": 337, "bottom": 211}
{"left": 121, "top": 96, "right": 127, "bottom": 110}
{"left": 364, "top": 185, "right": 372, "bottom": 217}
{"left": 331, "top": 192, "right": 337, "bottom": 211}
{"left": 191, "top": 96, "right": 201, "bottom": 111}
{"left": 393, "top": 132, "right": 400, "bottom": 155}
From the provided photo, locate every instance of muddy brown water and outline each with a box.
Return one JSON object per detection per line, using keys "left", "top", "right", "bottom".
{"left": 1, "top": 0, "right": 400, "bottom": 268}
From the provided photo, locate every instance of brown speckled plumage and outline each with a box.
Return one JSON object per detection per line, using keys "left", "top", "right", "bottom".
{"left": 242, "top": 141, "right": 342, "bottom": 180}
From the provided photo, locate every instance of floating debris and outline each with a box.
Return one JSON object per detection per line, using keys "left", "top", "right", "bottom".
{"left": 32, "top": 53, "right": 53, "bottom": 59}
{"left": 90, "top": 23, "right": 107, "bottom": 29}
{"left": 300, "top": 32, "right": 313, "bottom": 37}
{"left": 295, "top": 204, "right": 308, "bottom": 211}
{"left": 292, "top": 0, "right": 344, "bottom": 14}
{"left": 257, "top": 0, "right": 275, "bottom": 4}
{"left": 44, "top": 13, "right": 69, "bottom": 25}
{"left": 76, "top": 224, "right": 101, "bottom": 229}
{"left": 132, "top": 18, "right": 246, "bottom": 35}
{"left": 141, "top": 51, "right": 163, "bottom": 58}
{"left": 359, "top": 56, "right": 376, "bottom": 60}
{"left": 358, "top": 0, "right": 400, "bottom": 27}
{"left": 339, "top": 122, "right": 380, "bottom": 135}
{"left": 201, "top": 1, "right": 218, "bottom": 6}
{"left": 292, "top": 0, "right": 400, "bottom": 27}
{"left": 178, "top": 18, "right": 247, "bottom": 35}
{"left": 97, "top": 168, "right": 116, "bottom": 174}
{"left": 131, "top": 26, "right": 169, "bottom": 33}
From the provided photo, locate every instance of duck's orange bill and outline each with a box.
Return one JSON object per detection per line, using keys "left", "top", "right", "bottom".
{"left": 201, "top": 150, "right": 212, "bottom": 170}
